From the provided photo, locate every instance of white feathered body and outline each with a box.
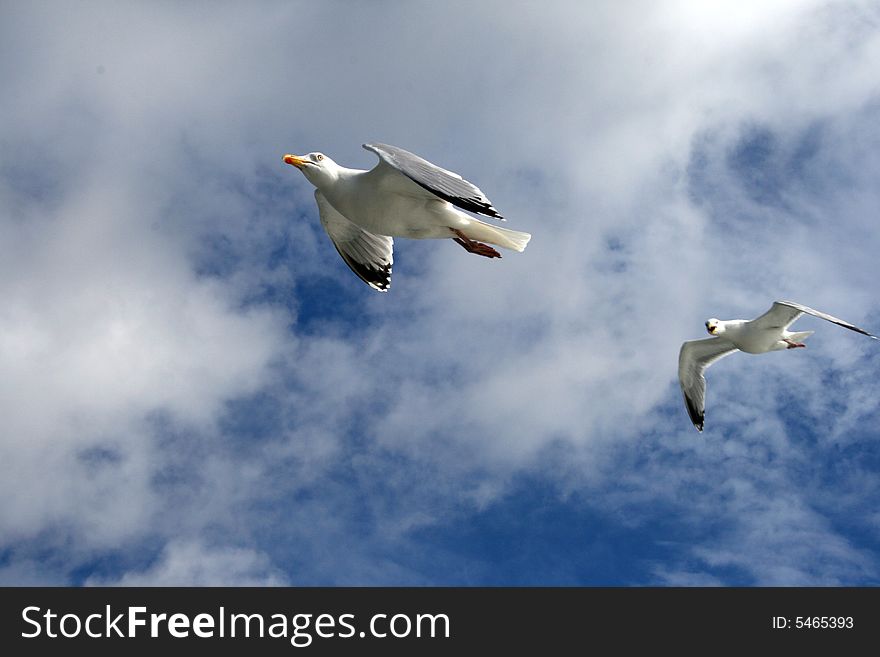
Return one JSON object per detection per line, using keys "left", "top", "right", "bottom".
{"left": 320, "top": 166, "right": 531, "bottom": 251}
{"left": 715, "top": 320, "right": 814, "bottom": 354}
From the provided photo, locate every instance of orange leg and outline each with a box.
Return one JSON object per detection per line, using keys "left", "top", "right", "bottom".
{"left": 451, "top": 229, "right": 501, "bottom": 259}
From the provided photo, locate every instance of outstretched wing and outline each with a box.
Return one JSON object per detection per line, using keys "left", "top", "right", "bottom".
{"left": 363, "top": 142, "right": 504, "bottom": 219}
{"left": 751, "top": 300, "right": 878, "bottom": 339}
{"left": 678, "top": 338, "right": 740, "bottom": 432}
{"left": 315, "top": 191, "right": 393, "bottom": 292}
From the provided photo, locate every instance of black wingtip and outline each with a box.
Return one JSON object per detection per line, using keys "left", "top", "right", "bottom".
{"left": 844, "top": 324, "right": 877, "bottom": 339}
{"left": 486, "top": 206, "right": 505, "bottom": 220}
{"left": 333, "top": 245, "right": 392, "bottom": 293}
{"left": 368, "top": 276, "right": 391, "bottom": 293}
{"left": 365, "top": 265, "right": 392, "bottom": 293}
{"left": 683, "top": 394, "right": 704, "bottom": 433}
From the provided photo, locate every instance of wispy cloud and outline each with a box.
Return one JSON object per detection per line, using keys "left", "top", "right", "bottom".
{"left": 87, "top": 540, "right": 288, "bottom": 587}
{"left": 1, "top": 1, "right": 879, "bottom": 586}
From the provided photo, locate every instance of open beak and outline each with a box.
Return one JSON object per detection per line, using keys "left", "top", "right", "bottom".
{"left": 283, "top": 154, "right": 309, "bottom": 169}
{"left": 707, "top": 325, "right": 715, "bottom": 334}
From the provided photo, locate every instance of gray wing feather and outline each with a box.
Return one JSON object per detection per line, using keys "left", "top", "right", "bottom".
{"left": 315, "top": 191, "right": 393, "bottom": 292}
{"left": 678, "top": 338, "right": 740, "bottom": 432}
{"left": 752, "top": 300, "right": 878, "bottom": 338}
{"left": 363, "top": 142, "right": 504, "bottom": 219}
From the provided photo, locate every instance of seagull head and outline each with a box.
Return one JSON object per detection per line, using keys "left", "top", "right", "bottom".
{"left": 705, "top": 318, "right": 722, "bottom": 336}
{"left": 283, "top": 151, "right": 339, "bottom": 188}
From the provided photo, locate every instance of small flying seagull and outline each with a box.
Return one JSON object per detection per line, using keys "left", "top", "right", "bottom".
{"left": 283, "top": 142, "right": 531, "bottom": 291}
{"left": 678, "top": 300, "right": 878, "bottom": 432}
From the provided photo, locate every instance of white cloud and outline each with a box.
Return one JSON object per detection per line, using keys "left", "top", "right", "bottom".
{"left": 1, "top": 1, "right": 879, "bottom": 585}
{"left": 88, "top": 540, "right": 288, "bottom": 587}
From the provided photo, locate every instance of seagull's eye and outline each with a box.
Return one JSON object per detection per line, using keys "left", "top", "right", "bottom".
{"left": 316, "top": 154, "right": 324, "bottom": 161}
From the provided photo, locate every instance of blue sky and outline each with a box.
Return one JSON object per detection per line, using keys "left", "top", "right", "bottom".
{"left": 1, "top": 1, "right": 880, "bottom": 586}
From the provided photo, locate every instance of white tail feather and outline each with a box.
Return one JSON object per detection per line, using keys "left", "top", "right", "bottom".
{"left": 458, "top": 218, "right": 531, "bottom": 252}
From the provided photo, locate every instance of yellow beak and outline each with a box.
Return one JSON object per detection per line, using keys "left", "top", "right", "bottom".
{"left": 283, "top": 154, "right": 309, "bottom": 169}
